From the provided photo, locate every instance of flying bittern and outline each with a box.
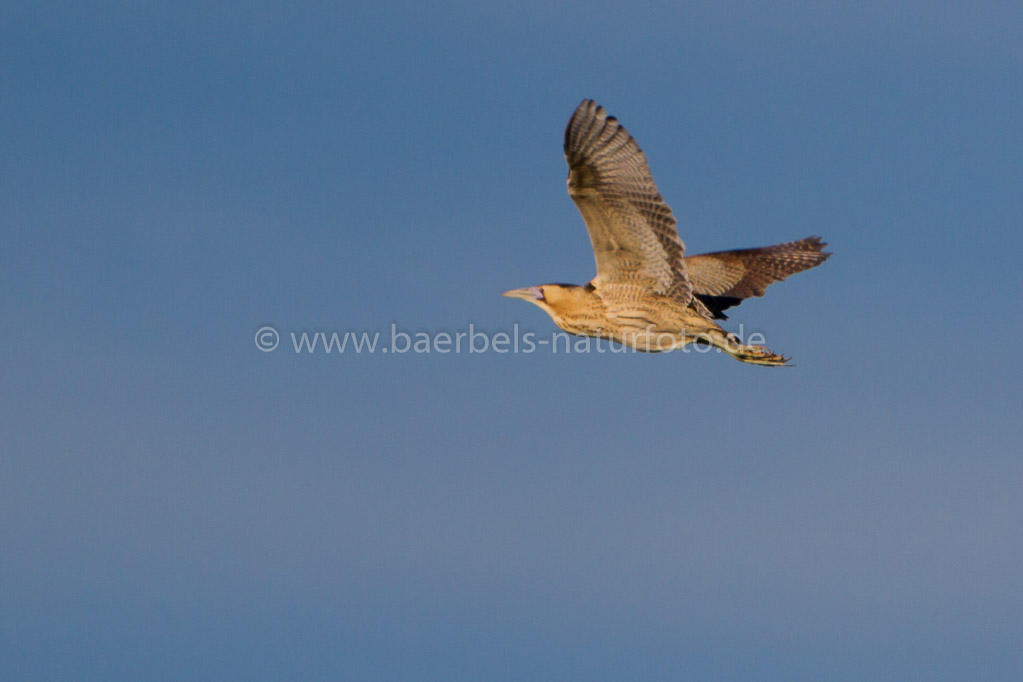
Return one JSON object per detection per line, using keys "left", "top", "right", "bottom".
{"left": 503, "top": 99, "right": 830, "bottom": 366}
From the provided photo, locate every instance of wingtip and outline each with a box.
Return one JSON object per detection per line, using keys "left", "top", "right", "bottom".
{"left": 573, "top": 98, "right": 600, "bottom": 121}
{"left": 815, "top": 236, "right": 833, "bottom": 260}
{"left": 566, "top": 98, "right": 611, "bottom": 158}
{"left": 803, "top": 235, "right": 833, "bottom": 260}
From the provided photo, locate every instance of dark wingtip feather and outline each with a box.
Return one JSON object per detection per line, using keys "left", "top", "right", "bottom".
{"left": 804, "top": 235, "right": 833, "bottom": 260}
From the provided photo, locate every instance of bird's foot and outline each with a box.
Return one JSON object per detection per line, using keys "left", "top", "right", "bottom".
{"left": 733, "top": 343, "right": 790, "bottom": 367}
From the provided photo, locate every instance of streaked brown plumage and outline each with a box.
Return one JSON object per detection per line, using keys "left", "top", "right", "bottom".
{"left": 503, "top": 99, "right": 830, "bottom": 366}
{"left": 686, "top": 236, "right": 830, "bottom": 320}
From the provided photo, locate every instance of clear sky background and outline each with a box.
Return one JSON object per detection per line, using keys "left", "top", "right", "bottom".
{"left": 3, "top": 2, "right": 1022, "bottom": 680}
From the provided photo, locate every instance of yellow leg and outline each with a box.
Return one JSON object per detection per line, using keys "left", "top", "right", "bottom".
{"left": 691, "top": 328, "right": 790, "bottom": 367}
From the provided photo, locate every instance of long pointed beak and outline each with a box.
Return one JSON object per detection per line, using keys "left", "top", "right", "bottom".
{"left": 501, "top": 286, "right": 544, "bottom": 301}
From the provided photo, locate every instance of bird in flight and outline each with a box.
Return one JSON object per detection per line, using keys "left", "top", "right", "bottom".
{"left": 503, "top": 99, "right": 830, "bottom": 366}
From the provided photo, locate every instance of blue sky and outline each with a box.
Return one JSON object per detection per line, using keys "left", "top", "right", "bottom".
{"left": 3, "top": 1, "right": 1022, "bottom": 680}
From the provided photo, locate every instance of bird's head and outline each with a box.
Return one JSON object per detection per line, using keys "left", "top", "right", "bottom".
{"left": 501, "top": 283, "right": 601, "bottom": 329}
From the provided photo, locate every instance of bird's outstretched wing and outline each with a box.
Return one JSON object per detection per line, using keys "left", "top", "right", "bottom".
{"left": 564, "top": 100, "right": 691, "bottom": 303}
{"left": 686, "top": 236, "right": 831, "bottom": 319}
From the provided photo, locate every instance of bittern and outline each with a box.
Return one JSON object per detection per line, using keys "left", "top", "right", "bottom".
{"left": 503, "top": 99, "right": 830, "bottom": 366}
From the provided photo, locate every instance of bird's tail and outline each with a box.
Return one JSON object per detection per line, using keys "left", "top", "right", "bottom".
{"left": 694, "top": 327, "right": 790, "bottom": 367}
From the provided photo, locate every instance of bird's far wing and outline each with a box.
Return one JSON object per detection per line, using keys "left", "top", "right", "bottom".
{"left": 564, "top": 100, "right": 691, "bottom": 303}
{"left": 686, "top": 236, "right": 831, "bottom": 318}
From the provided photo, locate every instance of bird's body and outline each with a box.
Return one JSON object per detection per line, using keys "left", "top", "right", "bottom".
{"left": 503, "top": 99, "right": 830, "bottom": 366}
